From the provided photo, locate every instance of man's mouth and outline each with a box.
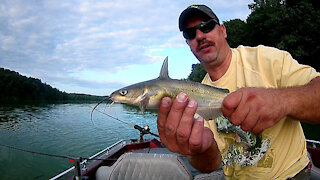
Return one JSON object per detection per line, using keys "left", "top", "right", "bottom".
{"left": 199, "top": 44, "right": 211, "bottom": 51}
{"left": 197, "top": 40, "right": 214, "bottom": 52}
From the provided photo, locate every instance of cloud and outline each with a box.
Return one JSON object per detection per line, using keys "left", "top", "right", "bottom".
{"left": 0, "top": 0, "right": 252, "bottom": 95}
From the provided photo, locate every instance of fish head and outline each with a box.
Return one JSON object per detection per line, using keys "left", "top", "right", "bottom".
{"left": 110, "top": 83, "right": 145, "bottom": 105}
{"left": 109, "top": 80, "right": 164, "bottom": 112}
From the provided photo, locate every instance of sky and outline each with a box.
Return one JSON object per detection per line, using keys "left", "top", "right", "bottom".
{"left": 0, "top": 0, "right": 253, "bottom": 96}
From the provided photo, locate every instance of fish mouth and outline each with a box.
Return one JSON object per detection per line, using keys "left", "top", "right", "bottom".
{"left": 105, "top": 95, "right": 114, "bottom": 104}
{"left": 108, "top": 96, "right": 115, "bottom": 102}
{"left": 91, "top": 96, "right": 114, "bottom": 124}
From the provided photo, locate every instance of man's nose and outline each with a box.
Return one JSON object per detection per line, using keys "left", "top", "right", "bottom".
{"left": 195, "top": 29, "right": 206, "bottom": 40}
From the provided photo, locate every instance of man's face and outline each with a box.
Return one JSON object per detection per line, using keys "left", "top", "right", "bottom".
{"left": 184, "top": 15, "right": 227, "bottom": 66}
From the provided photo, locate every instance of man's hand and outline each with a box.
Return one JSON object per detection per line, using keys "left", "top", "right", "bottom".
{"left": 157, "top": 92, "right": 213, "bottom": 155}
{"left": 157, "top": 92, "right": 221, "bottom": 172}
{"left": 221, "top": 87, "right": 287, "bottom": 134}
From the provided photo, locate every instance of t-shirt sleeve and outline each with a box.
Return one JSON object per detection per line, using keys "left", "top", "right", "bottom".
{"left": 280, "top": 51, "right": 320, "bottom": 87}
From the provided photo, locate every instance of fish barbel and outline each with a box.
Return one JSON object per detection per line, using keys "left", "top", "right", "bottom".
{"left": 109, "top": 57, "right": 229, "bottom": 120}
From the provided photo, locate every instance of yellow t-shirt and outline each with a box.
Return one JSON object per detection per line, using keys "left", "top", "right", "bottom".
{"left": 202, "top": 45, "right": 319, "bottom": 179}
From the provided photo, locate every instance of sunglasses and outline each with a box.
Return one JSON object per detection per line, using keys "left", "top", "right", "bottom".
{"left": 183, "top": 19, "right": 218, "bottom": 40}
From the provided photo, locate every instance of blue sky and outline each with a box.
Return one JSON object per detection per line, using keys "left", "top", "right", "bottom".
{"left": 0, "top": 0, "right": 252, "bottom": 96}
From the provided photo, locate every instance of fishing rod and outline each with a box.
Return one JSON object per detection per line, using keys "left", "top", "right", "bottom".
{"left": 93, "top": 108, "right": 159, "bottom": 140}
{"left": 92, "top": 107, "right": 134, "bottom": 128}
{"left": 0, "top": 142, "right": 115, "bottom": 161}
{"left": 90, "top": 97, "right": 159, "bottom": 140}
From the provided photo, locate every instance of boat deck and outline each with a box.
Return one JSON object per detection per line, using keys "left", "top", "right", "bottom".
{"left": 311, "top": 166, "right": 320, "bottom": 180}
{"left": 51, "top": 138, "right": 320, "bottom": 180}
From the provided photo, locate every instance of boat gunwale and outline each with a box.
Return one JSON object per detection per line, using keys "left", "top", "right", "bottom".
{"left": 50, "top": 138, "right": 163, "bottom": 180}
{"left": 50, "top": 139, "right": 126, "bottom": 180}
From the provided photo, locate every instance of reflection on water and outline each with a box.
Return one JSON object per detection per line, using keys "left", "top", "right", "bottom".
{"left": 0, "top": 103, "right": 158, "bottom": 180}
{"left": 0, "top": 105, "right": 51, "bottom": 130}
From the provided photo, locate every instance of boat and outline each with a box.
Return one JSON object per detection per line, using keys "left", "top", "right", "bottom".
{"left": 51, "top": 125, "right": 320, "bottom": 180}
{"left": 50, "top": 125, "right": 224, "bottom": 180}
{"left": 307, "top": 139, "right": 320, "bottom": 180}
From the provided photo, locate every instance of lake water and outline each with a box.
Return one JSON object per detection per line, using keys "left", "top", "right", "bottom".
{"left": 0, "top": 103, "right": 159, "bottom": 180}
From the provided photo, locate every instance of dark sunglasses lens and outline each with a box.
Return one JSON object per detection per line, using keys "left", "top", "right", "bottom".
{"left": 200, "top": 20, "right": 216, "bottom": 33}
{"left": 183, "top": 20, "right": 216, "bottom": 40}
{"left": 183, "top": 29, "right": 196, "bottom": 40}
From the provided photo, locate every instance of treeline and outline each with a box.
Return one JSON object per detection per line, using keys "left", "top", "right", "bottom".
{"left": 188, "top": 0, "right": 319, "bottom": 82}
{"left": 0, "top": 67, "right": 104, "bottom": 104}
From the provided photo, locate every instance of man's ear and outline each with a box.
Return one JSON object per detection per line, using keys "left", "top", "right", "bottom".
{"left": 220, "top": 24, "right": 227, "bottom": 39}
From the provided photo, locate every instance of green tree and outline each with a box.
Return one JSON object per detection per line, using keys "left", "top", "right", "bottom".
{"left": 0, "top": 67, "right": 104, "bottom": 104}
{"left": 246, "top": 0, "right": 320, "bottom": 71}
{"left": 187, "top": 63, "right": 206, "bottom": 82}
{"left": 224, "top": 19, "right": 248, "bottom": 48}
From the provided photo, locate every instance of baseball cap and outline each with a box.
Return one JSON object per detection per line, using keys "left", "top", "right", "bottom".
{"left": 179, "top": 5, "right": 220, "bottom": 31}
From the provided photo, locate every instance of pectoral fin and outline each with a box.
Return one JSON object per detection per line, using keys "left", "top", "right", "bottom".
{"left": 139, "top": 92, "right": 153, "bottom": 113}
{"left": 196, "top": 106, "right": 222, "bottom": 121}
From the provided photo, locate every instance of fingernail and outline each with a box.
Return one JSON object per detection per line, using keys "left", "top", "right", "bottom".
{"left": 187, "top": 100, "right": 197, "bottom": 107}
{"left": 161, "top": 98, "right": 170, "bottom": 107}
{"left": 196, "top": 116, "right": 204, "bottom": 122}
{"left": 177, "top": 92, "right": 187, "bottom": 102}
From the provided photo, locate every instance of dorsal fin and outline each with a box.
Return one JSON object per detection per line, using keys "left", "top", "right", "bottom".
{"left": 159, "top": 56, "right": 170, "bottom": 79}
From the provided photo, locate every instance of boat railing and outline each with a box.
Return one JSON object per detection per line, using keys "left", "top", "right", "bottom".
{"left": 306, "top": 139, "right": 320, "bottom": 148}
{"left": 50, "top": 139, "right": 126, "bottom": 180}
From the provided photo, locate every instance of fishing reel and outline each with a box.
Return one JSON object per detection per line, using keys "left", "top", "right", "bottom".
{"left": 134, "top": 124, "right": 158, "bottom": 141}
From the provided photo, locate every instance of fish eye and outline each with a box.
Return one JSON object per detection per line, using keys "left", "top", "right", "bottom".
{"left": 119, "top": 89, "right": 128, "bottom": 96}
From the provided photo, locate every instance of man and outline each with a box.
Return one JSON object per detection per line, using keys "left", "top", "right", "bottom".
{"left": 157, "top": 4, "right": 320, "bottom": 179}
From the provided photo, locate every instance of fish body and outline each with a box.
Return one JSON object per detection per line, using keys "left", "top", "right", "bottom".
{"left": 110, "top": 57, "right": 228, "bottom": 120}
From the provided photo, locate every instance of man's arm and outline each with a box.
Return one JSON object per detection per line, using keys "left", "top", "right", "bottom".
{"left": 222, "top": 76, "right": 320, "bottom": 134}
{"left": 157, "top": 92, "right": 221, "bottom": 173}
{"left": 187, "top": 139, "right": 221, "bottom": 173}
{"left": 284, "top": 76, "right": 320, "bottom": 122}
